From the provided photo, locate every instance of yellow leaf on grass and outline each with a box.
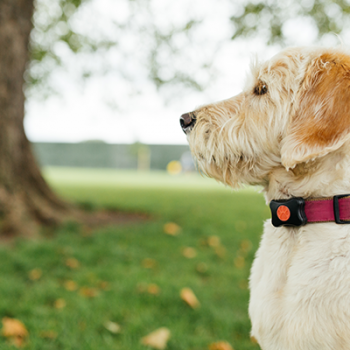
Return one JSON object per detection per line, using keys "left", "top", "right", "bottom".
{"left": 214, "top": 246, "right": 226, "bottom": 259}
{"left": 29, "top": 268, "right": 42, "bottom": 281}
{"left": 10, "top": 337, "right": 25, "bottom": 348}
{"left": 104, "top": 321, "right": 121, "bottom": 334}
{"left": 234, "top": 256, "right": 245, "bottom": 269}
{"left": 54, "top": 299, "right": 66, "bottom": 309}
{"left": 209, "top": 341, "right": 234, "bottom": 350}
{"left": 39, "top": 330, "right": 58, "bottom": 339}
{"left": 163, "top": 222, "right": 181, "bottom": 236}
{"left": 250, "top": 336, "right": 258, "bottom": 344}
{"left": 182, "top": 247, "right": 197, "bottom": 259}
{"left": 2, "top": 318, "right": 28, "bottom": 338}
{"left": 65, "top": 258, "right": 80, "bottom": 269}
{"left": 208, "top": 236, "right": 221, "bottom": 247}
{"left": 98, "top": 281, "right": 111, "bottom": 290}
{"left": 64, "top": 280, "right": 78, "bottom": 291}
{"left": 147, "top": 284, "right": 160, "bottom": 295}
{"left": 180, "top": 288, "right": 200, "bottom": 309}
{"left": 79, "top": 287, "right": 99, "bottom": 298}
{"left": 196, "top": 262, "right": 208, "bottom": 274}
{"left": 142, "top": 258, "right": 157, "bottom": 269}
{"left": 240, "top": 239, "right": 252, "bottom": 253}
{"left": 141, "top": 327, "right": 171, "bottom": 350}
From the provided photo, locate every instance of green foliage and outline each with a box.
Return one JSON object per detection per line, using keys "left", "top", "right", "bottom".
{"left": 231, "top": 0, "right": 350, "bottom": 44}
{"left": 28, "top": 0, "right": 350, "bottom": 99}
{"left": 27, "top": 0, "right": 206, "bottom": 97}
{"left": 0, "top": 168, "right": 268, "bottom": 349}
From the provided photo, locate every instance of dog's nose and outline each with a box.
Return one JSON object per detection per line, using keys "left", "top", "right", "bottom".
{"left": 180, "top": 112, "right": 197, "bottom": 134}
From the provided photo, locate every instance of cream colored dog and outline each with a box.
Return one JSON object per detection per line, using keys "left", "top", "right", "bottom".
{"left": 181, "top": 47, "right": 350, "bottom": 350}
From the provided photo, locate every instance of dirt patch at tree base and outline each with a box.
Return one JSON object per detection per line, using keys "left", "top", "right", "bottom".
{"left": 0, "top": 208, "right": 151, "bottom": 243}
{"left": 79, "top": 209, "right": 151, "bottom": 228}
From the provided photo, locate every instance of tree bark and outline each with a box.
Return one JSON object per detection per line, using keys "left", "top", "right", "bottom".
{"left": 0, "top": 0, "right": 70, "bottom": 236}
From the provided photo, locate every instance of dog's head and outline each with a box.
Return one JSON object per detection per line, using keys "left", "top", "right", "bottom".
{"left": 181, "top": 47, "right": 350, "bottom": 188}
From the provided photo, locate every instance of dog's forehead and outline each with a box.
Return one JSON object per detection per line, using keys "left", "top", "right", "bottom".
{"left": 244, "top": 48, "right": 324, "bottom": 94}
{"left": 258, "top": 48, "right": 311, "bottom": 78}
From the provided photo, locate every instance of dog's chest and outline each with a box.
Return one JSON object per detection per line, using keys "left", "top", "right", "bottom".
{"left": 249, "top": 222, "right": 350, "bottom": 350}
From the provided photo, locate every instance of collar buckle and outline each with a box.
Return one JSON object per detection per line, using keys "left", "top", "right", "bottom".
{"left": 333, "top": 195, "right": 350, "bottom": 224}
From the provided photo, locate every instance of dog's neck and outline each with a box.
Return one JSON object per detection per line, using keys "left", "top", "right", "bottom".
{"left": 264, "top": 147, "right": 350, "bottom": 203}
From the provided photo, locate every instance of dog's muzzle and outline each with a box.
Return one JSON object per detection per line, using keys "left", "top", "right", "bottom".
{"left": 180, "top": 112, "right": 197, "bottom": 134}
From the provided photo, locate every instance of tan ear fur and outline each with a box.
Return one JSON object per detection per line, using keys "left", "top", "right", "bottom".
{"left": 281, "top": 52, "right": 350, "bottom": 169}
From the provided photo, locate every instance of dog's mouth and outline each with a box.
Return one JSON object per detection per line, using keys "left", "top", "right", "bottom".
{"left": 181, "top": 124, "right": 195, "bottom": 135}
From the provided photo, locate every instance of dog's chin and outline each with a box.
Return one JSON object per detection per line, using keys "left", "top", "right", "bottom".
{"left": 198, "top": 162, "right": 241, "bottom": 188}
{"left": 194, "top": 147, "right": 277, "bottom": 188}
{"left": 195, "top": 155, "right": 260, "bottom": 188}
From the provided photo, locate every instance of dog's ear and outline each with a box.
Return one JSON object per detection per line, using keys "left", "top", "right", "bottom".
{"left": 281, "top": 52, "right": 350, "bottom": 170}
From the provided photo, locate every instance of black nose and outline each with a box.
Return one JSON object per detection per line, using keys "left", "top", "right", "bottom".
{"left": 180, "top": 112, "right": 197, "bottom": 134}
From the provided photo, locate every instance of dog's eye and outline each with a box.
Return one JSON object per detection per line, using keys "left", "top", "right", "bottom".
{"left": 254, "top": 81, "right": 268, "bottom": 96}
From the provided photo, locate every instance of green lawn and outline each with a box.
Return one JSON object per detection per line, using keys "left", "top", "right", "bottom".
{"left": 0, "top": 168, "right": 269, "bottom": 350}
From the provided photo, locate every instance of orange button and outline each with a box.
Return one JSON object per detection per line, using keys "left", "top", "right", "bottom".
{"left": 277, "top": 205, "right": 291, "bottom": 221}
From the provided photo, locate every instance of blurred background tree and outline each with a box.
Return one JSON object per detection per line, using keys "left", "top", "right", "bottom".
{"left": 28, "top": 0, "right": 205, "bottom": 98}
{"left": 231, "top": 0, "right": 350, "bottom": 45}
{"left": 0, "top": 0, "right": 203, "bottom": 237}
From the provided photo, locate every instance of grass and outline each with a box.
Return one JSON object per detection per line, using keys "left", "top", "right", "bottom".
{"left": 0, "top": 168, "right": 269, "bottom": 350}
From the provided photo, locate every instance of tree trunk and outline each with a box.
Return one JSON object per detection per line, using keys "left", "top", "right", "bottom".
{"left": 0, "top": 0, "right": 70, "bottom": 237}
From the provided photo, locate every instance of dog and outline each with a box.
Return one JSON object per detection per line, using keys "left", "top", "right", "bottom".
{"left": 181, "top": 47, "right": 350, "bottom": 350}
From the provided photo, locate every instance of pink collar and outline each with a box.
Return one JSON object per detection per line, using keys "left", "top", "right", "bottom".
{"left": 270, "top": 195, "right": 350, "bottom": 227}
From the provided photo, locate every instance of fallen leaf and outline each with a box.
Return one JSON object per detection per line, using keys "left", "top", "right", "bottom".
{"left": 196, "top": 262, "right": 208, "bottom": 274}
{"left": 104, "top": 321, "right": 121, "bottom": 334}
{"left": 208, "top": 236, "right": 221, "bottom": 247}
{"left": 199, "top": 238, "right": 209, "bottom": 247}
{"left": 11, "top": 336, "right": 25, "bottom": 348}
{"left": 250, "top": 336, "right": 258, "bottom": 344}
{"left": 2, "top": 318, "right": 28, "bottom": 338}
{"left": 79, "top": 287, "right": 99, "bottom": 298}
{"left": 141, "top": 327, "right": 171, "bottom": 350}
{"left": 29, "top": 268, "right": 42, "bottom": 281}
{"left": 65, "top": 258, "right": 80, "bottom": 269}
{"left": 54, "top": 299, "right": 66, "bottom": 309}
{"left": 214, "top": 246, "right": 226, "bottom": 259}
{"left": 234, "top": 256, "right": 245, "bottom": 269}
{"left": 180, "top": 288, "right": 200, "bottom": 309}
{"left": 142, "top": 258, "right": 157, "bottom": 269}
{"left": 39, "top": 330, "right": 58, "bottom": 339}
{"left": 182, "top": 247, "right": 197, "bottom": 259}
{"left": 163, "top": 222, "right": 181, "bottom": 235}
{"left": 64, "top": 280, "right": 78, "bottom": 291}
{"left": 147, "top": 284, "right": 160, "bottom": 295}
{"left": 240, "top": 239, "right": 252, "bottom": 253}
{"left": 209, "top": 341, "right": 234, "bottom": 350}
{"left": 98, "top": 281, "right": 111, "bottom": 290}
